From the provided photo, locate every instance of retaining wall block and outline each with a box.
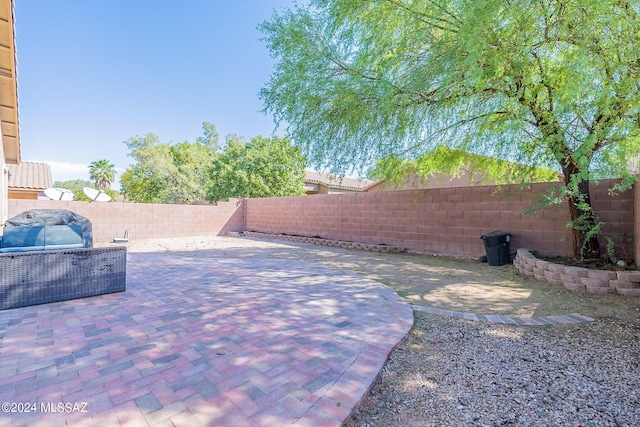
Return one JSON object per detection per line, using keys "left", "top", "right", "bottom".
{"left": 535, "top": 260, "right": 551, "bottom": 270}
{"left": 515, "top": 248, "right": 638, "bottom": 297}
{"left": 547, "top": 278, "right": 564, "bottom": 287}
{"left": 580, "top": 277, "right": 612, "bottom": 288}
{"left": 585, "top": 285, "right": 617, "bottom": 295}
{"left": 588, "top": 270, "right": 618, "bottom": 281}
{"left": 617, "top": 288, "right": 640, "bottom": 296}
{"left": 609, "top": 280, "right": 640, "bottom": 289}
{"left": 517, "top": 249, "right": 536, "bottom": 259}
{"left": 563, "top": 266, "right": 589, "bottom": 279}
{"left": 560, "top": 274, "right": 578, "bottom": 286}
{"left": 544, "top": 270, "right": 561, "bottom": 281}
{"left": 547, "top": 263, "right": 565, "bottom": 273}
{"left": 564, "top": 282, "right": 587, "bottom": 292}
{"left": 617, "top": 271, "right": 640, "bottom": 283}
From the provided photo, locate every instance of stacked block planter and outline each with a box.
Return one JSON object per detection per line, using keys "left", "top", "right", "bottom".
{"left": 514, "top": 248, "right": 640, "bottom": 296}
{"left": 227, "top": 231, "right": 405, "bottom": 254}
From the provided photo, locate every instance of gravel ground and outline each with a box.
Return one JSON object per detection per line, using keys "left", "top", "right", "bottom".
{"left": 114, "top": 236, "right": 640, "bottom": 426}
{"left": 345, "top": 313, "right": 640, "bottom": 427}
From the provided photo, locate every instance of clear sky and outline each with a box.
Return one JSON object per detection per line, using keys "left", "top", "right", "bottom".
{"left": 14, "top": 1, "right": 295, "bottom": 186}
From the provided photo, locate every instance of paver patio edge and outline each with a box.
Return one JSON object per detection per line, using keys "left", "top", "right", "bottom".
{"left": 293, "top": 274, "right": 415, "bottom": 426}
{"left": 411, "top": 304, "right": 594, "bottom": 325}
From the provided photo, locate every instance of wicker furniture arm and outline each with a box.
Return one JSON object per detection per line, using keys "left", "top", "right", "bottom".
{"left": 0, "top": 247, "right": 126, "bottom": 311}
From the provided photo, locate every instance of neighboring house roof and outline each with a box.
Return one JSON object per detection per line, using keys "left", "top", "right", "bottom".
{"left": 365, "top": 147, "right": 561, "bottom": 191}
{"left": 305, "top": 171, "right": 372, "bottom": 192}
{"left": 362, "top": 172, "right": 487, "bottom": 192}
{"left": 0, "top": 0, "right": 19, "bottom": 164}
{"left": 7, "top": 162, "right": 52, "bottom": 190}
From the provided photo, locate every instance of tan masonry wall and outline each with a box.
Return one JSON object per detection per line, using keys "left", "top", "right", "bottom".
{"left": 4, "top": 179, "right": 634, "bottom": 259}
{"left": 246, "top": 180, "right": 634, "bottom": 259}
{"left": 7, "top": 199, "right": 245, "bottom": 244}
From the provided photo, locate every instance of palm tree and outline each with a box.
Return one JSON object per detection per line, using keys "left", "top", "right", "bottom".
{"left": 89, "top": 159, "right": 116, "bottom": 190}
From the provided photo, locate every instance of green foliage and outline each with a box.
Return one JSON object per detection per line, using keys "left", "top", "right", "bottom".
{"left": 260, "top": 0, "right": 640, "bottom": 257}
{"left": 207, "top": 135, "right": 307, "bottom": 201}
{"left": 121, "top": 123, "right": 305, "bottom": 204}
{"left": 53, "top": 179, "right": 118, "bottom": 202}
{"left": 88, "top": 159, "right": 116, "bottom": 190}
{"left": 196, "top": 121, "right": 220, "bottom": 151}
{"left": 53, "top": 179, "right": 93, "bottom": 202}
{"left": 121, "top": 127, "right": 215, "bottom": 204}
{"left": 370, "top": 146, "right": 559, "bottom": 186}
{"left": 119, "top": 165, "right": 165, "bottom": 203}
{"left": 604, "top": 237, "right": 618, "bottom": 265}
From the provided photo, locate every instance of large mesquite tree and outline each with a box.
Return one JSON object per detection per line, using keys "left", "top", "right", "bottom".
{"left": 260, "top": 0, "right": 640, "bottom": 258}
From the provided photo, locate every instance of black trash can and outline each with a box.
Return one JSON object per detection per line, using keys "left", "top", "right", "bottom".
{"left": 481, "top": 231, "right": 511, "bottom": 266}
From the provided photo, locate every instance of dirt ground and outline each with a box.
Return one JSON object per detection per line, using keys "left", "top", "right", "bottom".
{"left": 107, "top": 235, "right": 640, "bottom": 323}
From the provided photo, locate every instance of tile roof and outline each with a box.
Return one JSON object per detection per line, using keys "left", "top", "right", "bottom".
{"left": 7, "top": 161, "right": 53, "bottom": 190}
{"left": 304, "top": 170, "right": 372, "bottom": 191}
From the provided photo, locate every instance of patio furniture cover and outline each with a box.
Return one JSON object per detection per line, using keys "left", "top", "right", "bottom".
{"left": 5, "top": 209, "right": 93, "bottom": 247}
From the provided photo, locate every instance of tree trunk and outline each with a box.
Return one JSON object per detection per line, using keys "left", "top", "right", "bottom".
{"left": 564, "top": 171, "right": 601, "bottom": 259}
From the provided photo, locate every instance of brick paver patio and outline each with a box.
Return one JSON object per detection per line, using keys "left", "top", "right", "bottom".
{"left": 411, "top": 305, "right": 594, "bottom": 325}
{"left": 0, "top": 252, "right": 413, "bottom": 426}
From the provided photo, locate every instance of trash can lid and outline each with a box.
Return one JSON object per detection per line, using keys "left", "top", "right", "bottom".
{"left": 480, "top": 230, "right": 511, "bottom": 239}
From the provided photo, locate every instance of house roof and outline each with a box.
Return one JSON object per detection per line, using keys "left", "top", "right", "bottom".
{"left": 362, "top": 179, "right": 385, "bottom": 191}
{"left": 305, "top": 171, "right": 372, "bottom": 191}
{"left": 0, "top": 0, "right": 19, "bottom": 164}
{"left": 7, "top": 162, "right": 52, "bottom": 190}
{"left": 365, "top": 147, "right": 561, "bottom": 191}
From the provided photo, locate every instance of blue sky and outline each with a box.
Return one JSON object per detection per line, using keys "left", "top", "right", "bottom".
{"left": 15, "top": 1, "right": 295, "bottom": 186}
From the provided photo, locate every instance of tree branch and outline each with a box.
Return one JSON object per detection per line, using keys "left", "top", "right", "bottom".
{"left": 531, "top": 50, "right": 554, "bottom": 112}
{"left": 574, "top": 110, "right": 594, "bottom": 133}
{"left": 382, "top": 0, "right": 460, "bottom": 33}
{"left": 401, "top": 111, "right": 511, "bottom": 154}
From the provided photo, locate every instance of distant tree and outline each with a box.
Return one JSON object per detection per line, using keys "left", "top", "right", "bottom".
{"left": 53, "top": 179, "right": 119, "bottom": 202}
{"left": 121, "top": 127, "right": 215, "bottom": 203}
{"left": 119, "top": 165, "right": 164, "bottom": 203}
{"left": 53, "top": 179, "right": 93, "bottom": 202}
{"left": 207, "top": 135, "right": 306, "bottom": 201}
{"left": 88, "top": 159, "right": 116, "bottom": 190}
{"left": 196, "top": 121, "right": 220, "bottom": 151}
{"left": 260, "top": 0, "right": 640, "bottom": 259}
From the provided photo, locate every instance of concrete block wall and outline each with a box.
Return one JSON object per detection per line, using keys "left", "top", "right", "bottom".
{"left": 246, "top": 180, "right": 634, "bottom": 259}
{"left": 591, "top": 183, "right": 636, "bottom": 260}
{"left": 5, "top": 179, "right": 633, "bottom": 259}
{"left": 7, "top": 199, "right": 245, "bottom": 244}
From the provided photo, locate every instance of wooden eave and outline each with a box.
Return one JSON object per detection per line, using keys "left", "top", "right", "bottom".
{"left": 0, "top": 0, "right": 19, "bottom": 164}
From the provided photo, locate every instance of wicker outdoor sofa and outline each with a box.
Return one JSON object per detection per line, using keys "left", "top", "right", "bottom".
{"left": 0, "top": 246, "right": 126, "bottom": 311}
